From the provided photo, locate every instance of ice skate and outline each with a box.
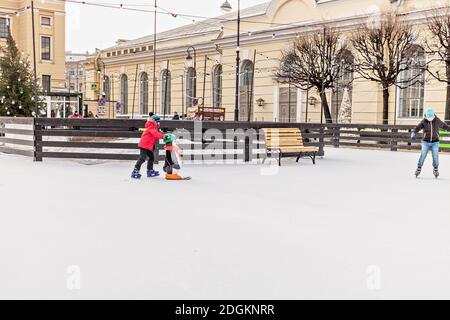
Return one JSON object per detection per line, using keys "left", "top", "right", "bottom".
{"left": 434, "top": 167, "right": 439, "bottom": 179}
{"left": 147, "top": 170, "right": 160, "bottom": 178}
{"left": 165, "top": 173, "right": 191, "bottom": 181}
{"left": 415, "top": 167, "right": 422, "bottom": 178}
{"left": 166, "top": 173, "right": 182, "bottom": 180}
{"left": 131, "top": 170, "right": 142, "bottom": 179}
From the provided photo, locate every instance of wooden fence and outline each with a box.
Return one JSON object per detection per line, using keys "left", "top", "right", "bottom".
{"left": 321, "top": 123, "right": 450, "bottom": 152}
{"left": 31, "top": 118, "right": 324, "bottom": 162}
{"left": 0, "top": 117, "right": 36, "bottom": 158}
{"left": 1, "top": 117, "right": 449, "bottom": 162}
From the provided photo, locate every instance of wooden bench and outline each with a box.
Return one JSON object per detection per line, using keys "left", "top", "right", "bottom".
{"left": 262, "top": 128, "right": 319, "bottom": 166}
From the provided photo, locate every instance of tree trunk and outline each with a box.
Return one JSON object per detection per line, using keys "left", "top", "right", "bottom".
{"left": 382, "top": 85, "right": 389, "bottom": 125}
{"left": 320, "top": 91, "right": 333, "bottom": 123}
{"left": 446, "top": 62, "right": 450, "bottom": 120}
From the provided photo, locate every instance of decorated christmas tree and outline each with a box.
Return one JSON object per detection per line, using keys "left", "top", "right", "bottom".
{"left": 0, "top": 33, "right": 43, "bottom": 117}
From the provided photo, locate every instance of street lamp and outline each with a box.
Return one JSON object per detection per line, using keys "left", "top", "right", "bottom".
{"left": 220, "top": 0, "right": 232, "bottom": 11}
{"left": 152, "top": 0, "right": 157, "bottom": 114}
{"left": 31, "top": 1, "right": 38, "bottom": 116}
{"left": 220, "top": 0, "right": 240, "bottom": 121}
{"left": 186, "top": 46, "right": 197, "bottom": 98}
{"left": 186, "top": 46, "right": 197, "bottom": 69}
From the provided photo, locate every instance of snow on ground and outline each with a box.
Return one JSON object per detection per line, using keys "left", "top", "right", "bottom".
{"left": 0, "top": 148, "right": 450, "bottom": 299}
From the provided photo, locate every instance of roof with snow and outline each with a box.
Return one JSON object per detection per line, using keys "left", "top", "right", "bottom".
{"left": 105, "top": 2, "right": 271, "bottom": 50}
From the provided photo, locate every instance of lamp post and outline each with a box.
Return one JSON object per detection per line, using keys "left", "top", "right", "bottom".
{"left": 152, "top": 0, "right": 157, "bottom": 114}
{"left": 186, "top": 47, "right": 197, "bottom": 85}
{"left": 68, "top": 72, "right": 72, "bottom": 94}
{"left": 186, "top": 46, "right": 197, "bottom": 106}
{"left": 220, "top": 0, "right": 240, "bottom": 121}
{"left": 76, "top": 62, "right": 80, "bottom": 93}
{"left": 31, "top": 1, "right": 38, "bottom": 116}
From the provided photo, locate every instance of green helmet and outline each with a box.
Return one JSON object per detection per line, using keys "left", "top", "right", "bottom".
{"left": 163, "top": 133, "right": 176, "bottom": 144}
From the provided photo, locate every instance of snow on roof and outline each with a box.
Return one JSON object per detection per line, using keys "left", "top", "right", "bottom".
{"left": 105, "top": 2, "right": 271, "bottom": 50}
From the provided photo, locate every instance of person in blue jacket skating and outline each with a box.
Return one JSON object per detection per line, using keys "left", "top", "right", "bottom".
{"left": 411, "top": 108, "right": 450, "bottom": 178}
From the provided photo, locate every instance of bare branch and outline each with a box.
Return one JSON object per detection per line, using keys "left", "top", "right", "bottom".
{"left": 276, "top": 25, "right": 345, "bottom": 123}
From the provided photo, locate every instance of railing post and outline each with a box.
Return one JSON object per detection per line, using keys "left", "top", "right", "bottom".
{"left": 155, "top": 140, "right": 161, "bottom": 164}
{"left": 222, "top": 130, "right": 227, "bottom": 162}
{"left": 234, "top": 134, "right": 238, "bottom": 162}
{"left": 407, "top": 128, "right": 413, "bottom": 150}
{"left": 391, "top": 128, "right": 398, "bottom": 152}
{"left": 33, "top": 118, "right": 42, "bottom": 162}
{"left": 256, "top": 129, "right": 260, "bottom": 161}
{"left": 319, "top": 125, "right": 325, "bottom": 157}
{"left": 333, "top": 125, "right": 340, "bottom": 148}
{"left": 244, "top": 136, "right": 250, "bottom": 162}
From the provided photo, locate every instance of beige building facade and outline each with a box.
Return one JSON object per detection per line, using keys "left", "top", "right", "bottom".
{"left": 86, "top": 0, "right": 450, "bottom": 124}
{"left": 0, "top": 0, "right": 66, "bottom": 93}
{"left": 65, "top": 51, "right": 88, "bottom": 94}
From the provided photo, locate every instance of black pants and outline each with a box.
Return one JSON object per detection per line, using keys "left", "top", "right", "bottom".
{"left": 134, "top": 148, "right": 155, "bottom": 172}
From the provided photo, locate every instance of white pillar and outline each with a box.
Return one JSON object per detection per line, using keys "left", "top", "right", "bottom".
{"left": 297, "top": 88, "right": 302, "bottom": 123}
{"left": 273, "top": 83, "right": 279, "bottom": 122}
{"left": 63, "top": 97, "right": 66, "bottom": 118}
{"left": 46, "top": 97, "right": 51, "bottom": 118}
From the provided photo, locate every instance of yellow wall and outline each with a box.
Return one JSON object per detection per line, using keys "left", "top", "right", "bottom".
{"left": 0, "top": 0, "right": 66, "bottom": 92}
{"left": 85, "top": 0, "right": 450, "bottom": 124}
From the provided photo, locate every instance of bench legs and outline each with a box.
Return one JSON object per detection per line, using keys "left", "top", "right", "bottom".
{"left": 265, "top": 152, "right": 316, "bottom": 166}
{"left": 296, "top": 153, "right": 317, "bottom": 165}
{"left": 263, "top": 151, "right": 282, "bottom": 166}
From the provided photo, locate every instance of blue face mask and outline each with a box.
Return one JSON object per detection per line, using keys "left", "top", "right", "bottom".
{"left": 425, "top": 109, "right": 435, "bottom": 121}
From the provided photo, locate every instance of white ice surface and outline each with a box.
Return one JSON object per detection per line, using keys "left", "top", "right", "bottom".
{"left": 0, "top": 148, "right": 450, "bottom": 300}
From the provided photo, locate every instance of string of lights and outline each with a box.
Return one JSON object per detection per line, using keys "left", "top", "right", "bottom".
{"left": 42, "top": 0, "right": 314, "bottom": 36}
{"left": 53, "top": 0, "right": 308, "bottom": 28}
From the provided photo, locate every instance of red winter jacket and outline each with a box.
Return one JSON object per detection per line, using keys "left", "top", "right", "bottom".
{"left": 138, "top": 121, "right": 164, "bottom": 151}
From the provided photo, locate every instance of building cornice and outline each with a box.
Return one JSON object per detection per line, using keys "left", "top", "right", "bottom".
{"left": 101, "top": 4, "right": 447, "bottom": 66}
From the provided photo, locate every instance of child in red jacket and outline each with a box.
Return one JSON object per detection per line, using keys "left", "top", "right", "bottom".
{"left": 131, "top": 115, "right": 164, "bottom": 179}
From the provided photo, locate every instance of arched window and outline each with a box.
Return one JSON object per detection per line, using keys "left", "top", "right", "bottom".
{"left": 139, "top": 72, "right": 149, "bottom": 115}
{"left": 212, "top": 64, "right": 222, "bottom": 108}
{"left": 185, "top": 67, "right": 196, "bottom": 109}
{"left": 398, "top": 45, "right": 426, "bottom": 118}
{"left": 120, "top": 74, "right": 128, "bottom": 114}
{"left": 161, "top": 69, "right": 171, "bottom": 115}
{"left": 239, "top": 60, "right": 254, "bottom": 121}
{"left": 103, "top": 76, "right": 110, "bottom": 101}
{"left": 332, "top": 49, "right": 354, "bottom": 123}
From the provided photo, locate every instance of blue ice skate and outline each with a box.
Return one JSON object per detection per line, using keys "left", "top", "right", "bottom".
{"left": 147, "top": 170, "right": 160, "bottom": 178}
{"left": 131, "top": 170, "right": 142, "bottom": 179}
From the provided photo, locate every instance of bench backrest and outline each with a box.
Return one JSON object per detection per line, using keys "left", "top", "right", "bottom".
{"left": 262, "top": 128, "right": 304, "bottom": 150}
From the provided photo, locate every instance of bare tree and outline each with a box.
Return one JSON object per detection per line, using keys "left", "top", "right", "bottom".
{"left": 277, "top": 26, "right": 346, "bottom": 123}
{"left": 350, "top": 13, "right": 419, "bottom": 124}
{"left": 425, "top": 5, "right": 450, "bottom": 120}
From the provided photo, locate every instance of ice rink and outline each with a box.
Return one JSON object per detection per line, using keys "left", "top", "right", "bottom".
{"left": 1, "top": 147, "right": 450, "bottom": 299}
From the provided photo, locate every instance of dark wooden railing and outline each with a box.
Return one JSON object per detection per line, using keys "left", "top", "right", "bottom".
{"left": 0, "top": 117, "right": 36, "bottom": 158}
{"left": 32, "top": 118, "right": 324, "bottom": 162}
{"left": 321, "top": 123, "right": 450, "bottom": 152}
{"left": 1, "top": 117, "right": 449, "bottom": 162}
